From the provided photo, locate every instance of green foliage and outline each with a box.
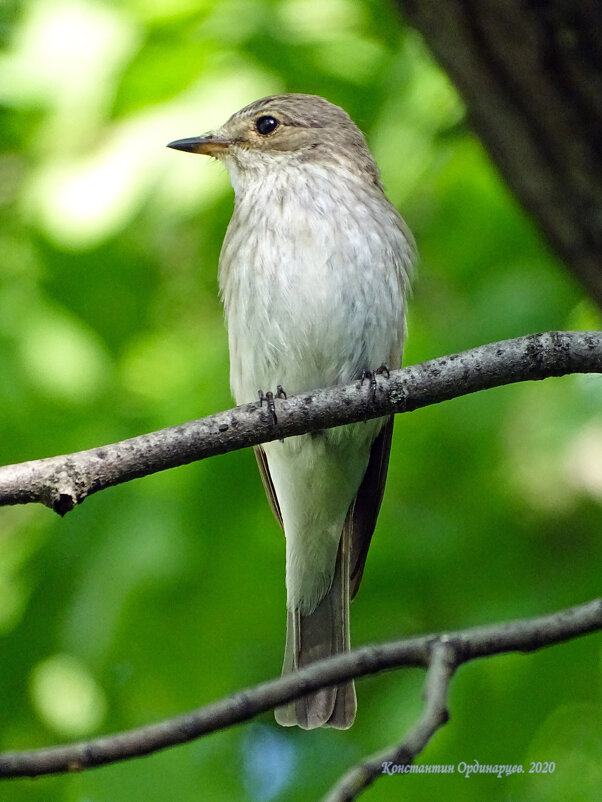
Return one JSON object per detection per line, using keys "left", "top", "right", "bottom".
{"left": 1, "top": 1, "right": 601, "bottom": 800}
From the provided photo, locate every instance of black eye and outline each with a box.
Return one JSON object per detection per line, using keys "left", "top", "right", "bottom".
{"left": 255, "top": 115, "right": 279, "bottom": 136}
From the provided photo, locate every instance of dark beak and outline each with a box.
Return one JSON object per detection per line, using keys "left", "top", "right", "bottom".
{"left": 166, "top": 135, "right": 229, "bottom": 156}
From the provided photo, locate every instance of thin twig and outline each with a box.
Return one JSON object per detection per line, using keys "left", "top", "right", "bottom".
{"left": 0, "top": 598, "right": 599, "bottom": 779}
{"left": 322, "top": 640, "right": 457, "bottom": 802}
{"left": 0, "top": 331, "right": 600, "bottom": 514}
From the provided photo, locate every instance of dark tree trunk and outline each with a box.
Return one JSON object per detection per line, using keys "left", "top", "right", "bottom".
{"left": 397, "top": 0, "right": 602, "bottom": 307}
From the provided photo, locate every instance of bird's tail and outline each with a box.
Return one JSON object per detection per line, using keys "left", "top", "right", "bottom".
{"left": 274, "top": 525, "right": 356, "bottom": 729}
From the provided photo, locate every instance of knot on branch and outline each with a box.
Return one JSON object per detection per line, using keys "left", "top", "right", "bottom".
{"left": 43, "top": 462, "right": 86, "bottom": 516}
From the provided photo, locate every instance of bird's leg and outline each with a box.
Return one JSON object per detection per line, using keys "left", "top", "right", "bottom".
{"left": 258, "top": 386, "right": 287, "bottom": 425}
{"left": 360, "top": 364, "right": 390, "bottom": 401}
{"left": 258, "top": 389, "right": 276, "bottom": 424}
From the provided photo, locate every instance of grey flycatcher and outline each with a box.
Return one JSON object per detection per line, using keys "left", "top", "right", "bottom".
{"left": 168, "top": 94, "right": 415, "bottom": 729}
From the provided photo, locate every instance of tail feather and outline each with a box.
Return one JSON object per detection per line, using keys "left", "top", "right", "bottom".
{"left": 275, "top": 525, "right": 356, "bottom": 729}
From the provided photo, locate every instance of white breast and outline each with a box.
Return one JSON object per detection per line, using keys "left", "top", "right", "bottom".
{"left": 218, "top": 157, "right": 412, "bottom": 404}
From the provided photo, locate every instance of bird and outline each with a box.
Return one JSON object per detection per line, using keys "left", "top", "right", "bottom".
{"left": 168, "top": 94, "right": 415, "bottom": 729}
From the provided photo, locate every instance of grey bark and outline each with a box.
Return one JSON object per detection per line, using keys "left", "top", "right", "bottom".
{"left": 0, "top": 599, "right": 599, "bottom": 780}
{"left": 0, "top": 331, "right": 600, "bottom": 514}
{"left": 397, "top": 0, "right": 602, "bottom": 306}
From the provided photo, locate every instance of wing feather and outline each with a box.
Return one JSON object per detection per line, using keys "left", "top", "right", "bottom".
{"left": 348, "top": 416, "right": 394, "bottom": 598}
{"left": 253, "top": 445, "right": 283, "bottom": 529}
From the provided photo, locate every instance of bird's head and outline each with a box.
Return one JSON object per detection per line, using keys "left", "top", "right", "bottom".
{"left": 167, "top": 93, "right": 382, "bottom": 187}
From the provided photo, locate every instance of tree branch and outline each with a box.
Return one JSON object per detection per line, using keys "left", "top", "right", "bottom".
{"left": 0, "top": 332, "right": 600, "bottom": 515}
{"left": 322, "top": 641, "right": 456, "bottom": 802}
{"left": 397, "top": 1, "right": 602, "bottom": 308}
{"left": 0, "top": 599, "right": 599, "bottom": 780}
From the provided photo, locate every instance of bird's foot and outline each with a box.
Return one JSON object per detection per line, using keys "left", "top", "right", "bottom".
{"left": 258, "top": 386, "right": 287, "bottom": 425}
{"left": 360, "top": 364, "right": 390, "bottom": 401}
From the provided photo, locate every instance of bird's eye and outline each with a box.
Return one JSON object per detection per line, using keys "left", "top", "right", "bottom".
{"left": 255, "top": 115, "right": 279, "bottom": 136}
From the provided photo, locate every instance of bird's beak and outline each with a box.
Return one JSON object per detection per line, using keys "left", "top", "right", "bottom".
{"left": 166, "top": 134, "right": 230, "bottom": 156}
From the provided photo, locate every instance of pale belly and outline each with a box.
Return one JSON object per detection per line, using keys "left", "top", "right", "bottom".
{"left": 217, "top": 163, "right": 410, "bottom": 610}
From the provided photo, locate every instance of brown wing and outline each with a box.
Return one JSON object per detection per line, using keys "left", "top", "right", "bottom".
{"left": 348, "top": 415, "right": 394, "bottom": 599}
{"left": 254, "top": 445, "right": 283, "bottom": 529}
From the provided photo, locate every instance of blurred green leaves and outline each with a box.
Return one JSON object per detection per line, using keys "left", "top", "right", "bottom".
{"left": 1, "top": 1, "right": 601, "bottom": 801}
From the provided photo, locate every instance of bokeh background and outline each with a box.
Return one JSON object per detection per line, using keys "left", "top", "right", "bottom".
{"left": 1, "top": 1, "right": 601, "bottom": 800}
